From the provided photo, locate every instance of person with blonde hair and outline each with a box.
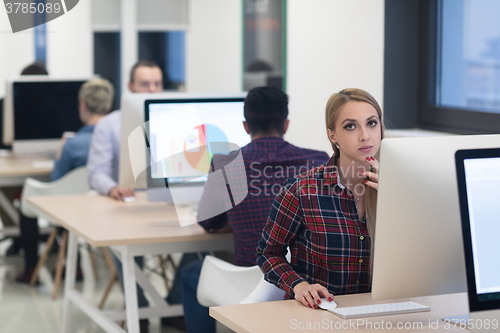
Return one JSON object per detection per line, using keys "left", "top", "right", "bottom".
{"left": 16, "top": 78, "right": 114, "bottom": 283}
{"left": 257, "top": 88, "right": 384, "bottom": 309}
{"left": 52, "top": 78, "right": 114, "bottom": 179}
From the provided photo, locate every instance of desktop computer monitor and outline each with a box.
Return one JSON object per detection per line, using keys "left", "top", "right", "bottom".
{"left": 119, "top": 92, "right": 184, "bottom": 189}
{"left": 372, "top": 134, "right": 500, "bottom": 300}
{"left": 3, "top": 77, "right": 87, "bottom": 154}
{"left": 144, "top": 95, "right": 249, "bottom": 204}
{"left": 455, "top": 148, "right": 500, "bottom": 329}
{"left": 119, "top": 92, "right": 248, "bottom": 202}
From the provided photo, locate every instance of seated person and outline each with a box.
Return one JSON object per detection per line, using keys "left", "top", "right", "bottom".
{"left": 181, "top": 86, "right": 330, "bottom": 333}
{"left": 87, "top": 60, "right": 191, "bottom": 333}
{"left": 256, "top": 88, "right": 383, "bottom": 309}
{"left": 16, "top": 78, "right": 114, "bottom": 283}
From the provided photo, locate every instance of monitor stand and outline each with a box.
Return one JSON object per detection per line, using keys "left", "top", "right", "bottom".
{"left": 146, "top": 185, "right": 204, "bottom": 204}
{"left": 13, "top": 139, "right": 59, "bottom": 156}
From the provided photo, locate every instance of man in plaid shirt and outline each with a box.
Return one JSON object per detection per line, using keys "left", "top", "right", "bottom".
{"left": 181, "top": 86, "right": 329, "bottom": 333}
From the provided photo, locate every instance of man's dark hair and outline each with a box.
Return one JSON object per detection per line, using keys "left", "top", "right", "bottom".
{"left": 244, "top": 86, "right": 289, "bottom": 135}
{"left": 129, "top": 60, "right": 162, "bottom": 83}
{"left": 21, "top": 62, "right": 48, "bottom": 75}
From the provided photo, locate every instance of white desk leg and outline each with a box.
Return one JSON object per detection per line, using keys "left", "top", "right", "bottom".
{"left": 121, "top": 246, "right": 140, "bottom": 333}
{"left": 0, "top": 189, "right": 19, "bottom": 225}
{"left": 61, "top": 231, "right": 78, "bottom": 333}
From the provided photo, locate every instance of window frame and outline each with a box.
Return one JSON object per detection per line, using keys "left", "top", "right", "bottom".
{"left": 418, "top": 0, "right": 500, "bottom": 134}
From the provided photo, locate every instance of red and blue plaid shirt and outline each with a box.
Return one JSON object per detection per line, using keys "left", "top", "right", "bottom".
{"left": 256, "top": 156, "right": 372, "bottom": 299}
{"left": 198, "top": 137, "right": 329, "bottom": 266}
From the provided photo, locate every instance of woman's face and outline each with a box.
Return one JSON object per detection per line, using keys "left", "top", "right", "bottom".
{"left": 327, "top": 101, "right": 381, "bottom": 164}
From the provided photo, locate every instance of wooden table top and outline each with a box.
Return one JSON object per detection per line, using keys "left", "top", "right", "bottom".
{"left": 28, "top": 192, "right": 232, "bottom": 247}
{"left": 0, "top": 152, "right": 53, "bottom": 177}
{"left": 210, "top": 292, "right": 470, "bottom": 332}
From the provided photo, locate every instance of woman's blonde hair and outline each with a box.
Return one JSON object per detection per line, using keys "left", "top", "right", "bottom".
{"left": 325, "top": 88, "right": 385, "bottom": 270}
{"left": 78, "top": 78, "right": 114, "bottom": 115}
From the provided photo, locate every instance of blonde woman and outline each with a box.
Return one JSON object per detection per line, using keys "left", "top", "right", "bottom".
{"left": 256, "top": 88, "right": 384, "bottom": 309}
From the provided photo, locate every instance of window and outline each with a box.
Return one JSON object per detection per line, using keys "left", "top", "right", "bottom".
{"left": 438, "top": 0, "right": 500, "bottom": 113}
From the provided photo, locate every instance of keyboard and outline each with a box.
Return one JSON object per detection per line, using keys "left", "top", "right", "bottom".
{"left": 326, "top": 301, "right": 430, "bottom": 319}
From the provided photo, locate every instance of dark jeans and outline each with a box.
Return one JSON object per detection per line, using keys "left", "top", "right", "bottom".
{"left": 20, "top": 212, "right": 77, "bottom": 271}
{"left": 181, "top": 260, "right": 216, "bottom": 333}
{"left": 113, "top": 252, "right": 201, "bottom": 309}
{"left": 19, "top": 213, "right": 39, "bottom": 269}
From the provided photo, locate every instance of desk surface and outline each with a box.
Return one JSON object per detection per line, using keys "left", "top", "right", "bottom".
{"left": 210, "top": 292, "right": 470, "bottom": 333}
{"left": 0, "top": 153, "right": 53, "bottom": 177}
{"left": 28, "top": 192, "right": 232, "bottom": 247}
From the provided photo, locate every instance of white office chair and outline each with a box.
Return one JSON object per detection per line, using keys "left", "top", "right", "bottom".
{"left": 239, "top": 250, "right": 290, "bottom": 304}
{"left": 197, "top": 255, "right": 263, "bottom": 307}
{"left": 20, "top": 166, "right": 91, "bottom": 299}
{"left": 240, "top": 275, "right": 285, "bottom": 304}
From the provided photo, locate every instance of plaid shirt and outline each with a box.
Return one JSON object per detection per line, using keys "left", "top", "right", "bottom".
{"left": 256, "top": 156, "right": 372, "bottom": 299}
{"left": 198, "top": 137, "right": 329, "bottom": 266}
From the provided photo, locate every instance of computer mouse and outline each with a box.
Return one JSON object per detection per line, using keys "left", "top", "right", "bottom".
{"left": 122, "top": 196, "right": 136, "bottom": 203}
{"left": 317, "top": 298, "right": 337, "bottom": 311}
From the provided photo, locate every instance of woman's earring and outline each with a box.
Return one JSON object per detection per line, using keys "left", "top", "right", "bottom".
{"left": 334, "top": 142, "right": 340, "bottom": 150}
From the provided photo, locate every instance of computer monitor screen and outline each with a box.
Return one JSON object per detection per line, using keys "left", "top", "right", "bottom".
{"left": 372, "top": 134, "right": 500, "bottom": 301}
{"left": 145, "top": 97, "right": 250, "bottom": 188}
{"left": 455, "top": 148, "right": 500, "bottom": 314}
{"left": 13, "top": 80, "right": 84, "bottom": 140}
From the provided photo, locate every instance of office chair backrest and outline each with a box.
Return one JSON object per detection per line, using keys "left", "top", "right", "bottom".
{"left": 21, "top": 166, "right": 90, "bottom": 218}
{"left": 197, "top": 255, "right": 263, "bottom": 307}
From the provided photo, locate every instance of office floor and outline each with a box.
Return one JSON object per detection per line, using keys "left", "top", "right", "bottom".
{"left": 0, "top": 238, "right": 234, "bottom": 333}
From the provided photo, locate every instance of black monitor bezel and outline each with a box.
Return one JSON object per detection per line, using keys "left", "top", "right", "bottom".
{"left": 455, "top": 147, "right": 500, "bottom": 312}
{"left": 12, "top": 80, "right": 85, "bottom": 141}
{"left": 144, "top": 97, "right": 246, "bottom": 189}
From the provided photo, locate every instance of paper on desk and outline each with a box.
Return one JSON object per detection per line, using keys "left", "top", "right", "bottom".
{"left": 32, "top": 161, "right": 55, "bottom": 168}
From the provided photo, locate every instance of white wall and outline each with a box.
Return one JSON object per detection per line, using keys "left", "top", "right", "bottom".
{"left": 185, "top": 0, "right": 242, "bottom": 93}
{"left": 46, "top": 0, "right": 92, "bottom": 78}
{"left": 285, "top": 0, "right": 385, "bottom": 154}
{"left": 1, "top": 0, "right": 384, "bottom": 153}
{"left": 0, "top": 8, "right": 34, "bottom": 96}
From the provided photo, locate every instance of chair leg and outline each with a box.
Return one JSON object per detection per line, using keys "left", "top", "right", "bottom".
{"left": 52, "top": 230, "right": 67, "bottom": 300}
{"left": 158, "top": 255, "right": 170, "bottom": 292}
{"left": 166, "top": 254, "right": 177, "bottom": 272}
{"left": 98, "top": 270, "right": 118, "bottom": 309}
{"left": 30, "top": 228, "right": 58, "bottom": 286}
{"left": 98, "top": 247, "right": 119, "bottom": 309}
{"left": 87, "top": 244, "right": 99, "bottom": 280}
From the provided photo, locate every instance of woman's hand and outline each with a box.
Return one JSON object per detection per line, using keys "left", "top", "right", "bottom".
{"left": 293, "top": 281, "right": 334, "bottom": 309}
{"left": 362, "top": 156, "right": 379, "bottom": 190}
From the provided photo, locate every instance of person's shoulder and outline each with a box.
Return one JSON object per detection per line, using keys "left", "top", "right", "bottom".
{"left": 285, "top": 142, "right": 329, "bottom": 160}
{"left": 283, "top": 162, "right": 329, "bottom": 190}
{"left": 93, "top": 110, "right": 120, "bottom": 136}
{"left": 70, "top": 128, "right": 93, "bottom": 145}
{"left": 211, "top": 149, "right": 241, "bottom": 170}
{"left": 96, "top": 110, "right": 121, "bottom": 127}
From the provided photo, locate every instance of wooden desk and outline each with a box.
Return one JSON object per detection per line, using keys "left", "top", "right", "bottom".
{"left": 0, "top": 153, "right": 52, "bottom": 233}
{"left": 210, "top": 293, "right": 470, "bottom": 332}
{"left": 0, "top": 152, "right": 53, "bottom": 184}
{"left": 28, "top": 193, "right": 234, "bottom": 333}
